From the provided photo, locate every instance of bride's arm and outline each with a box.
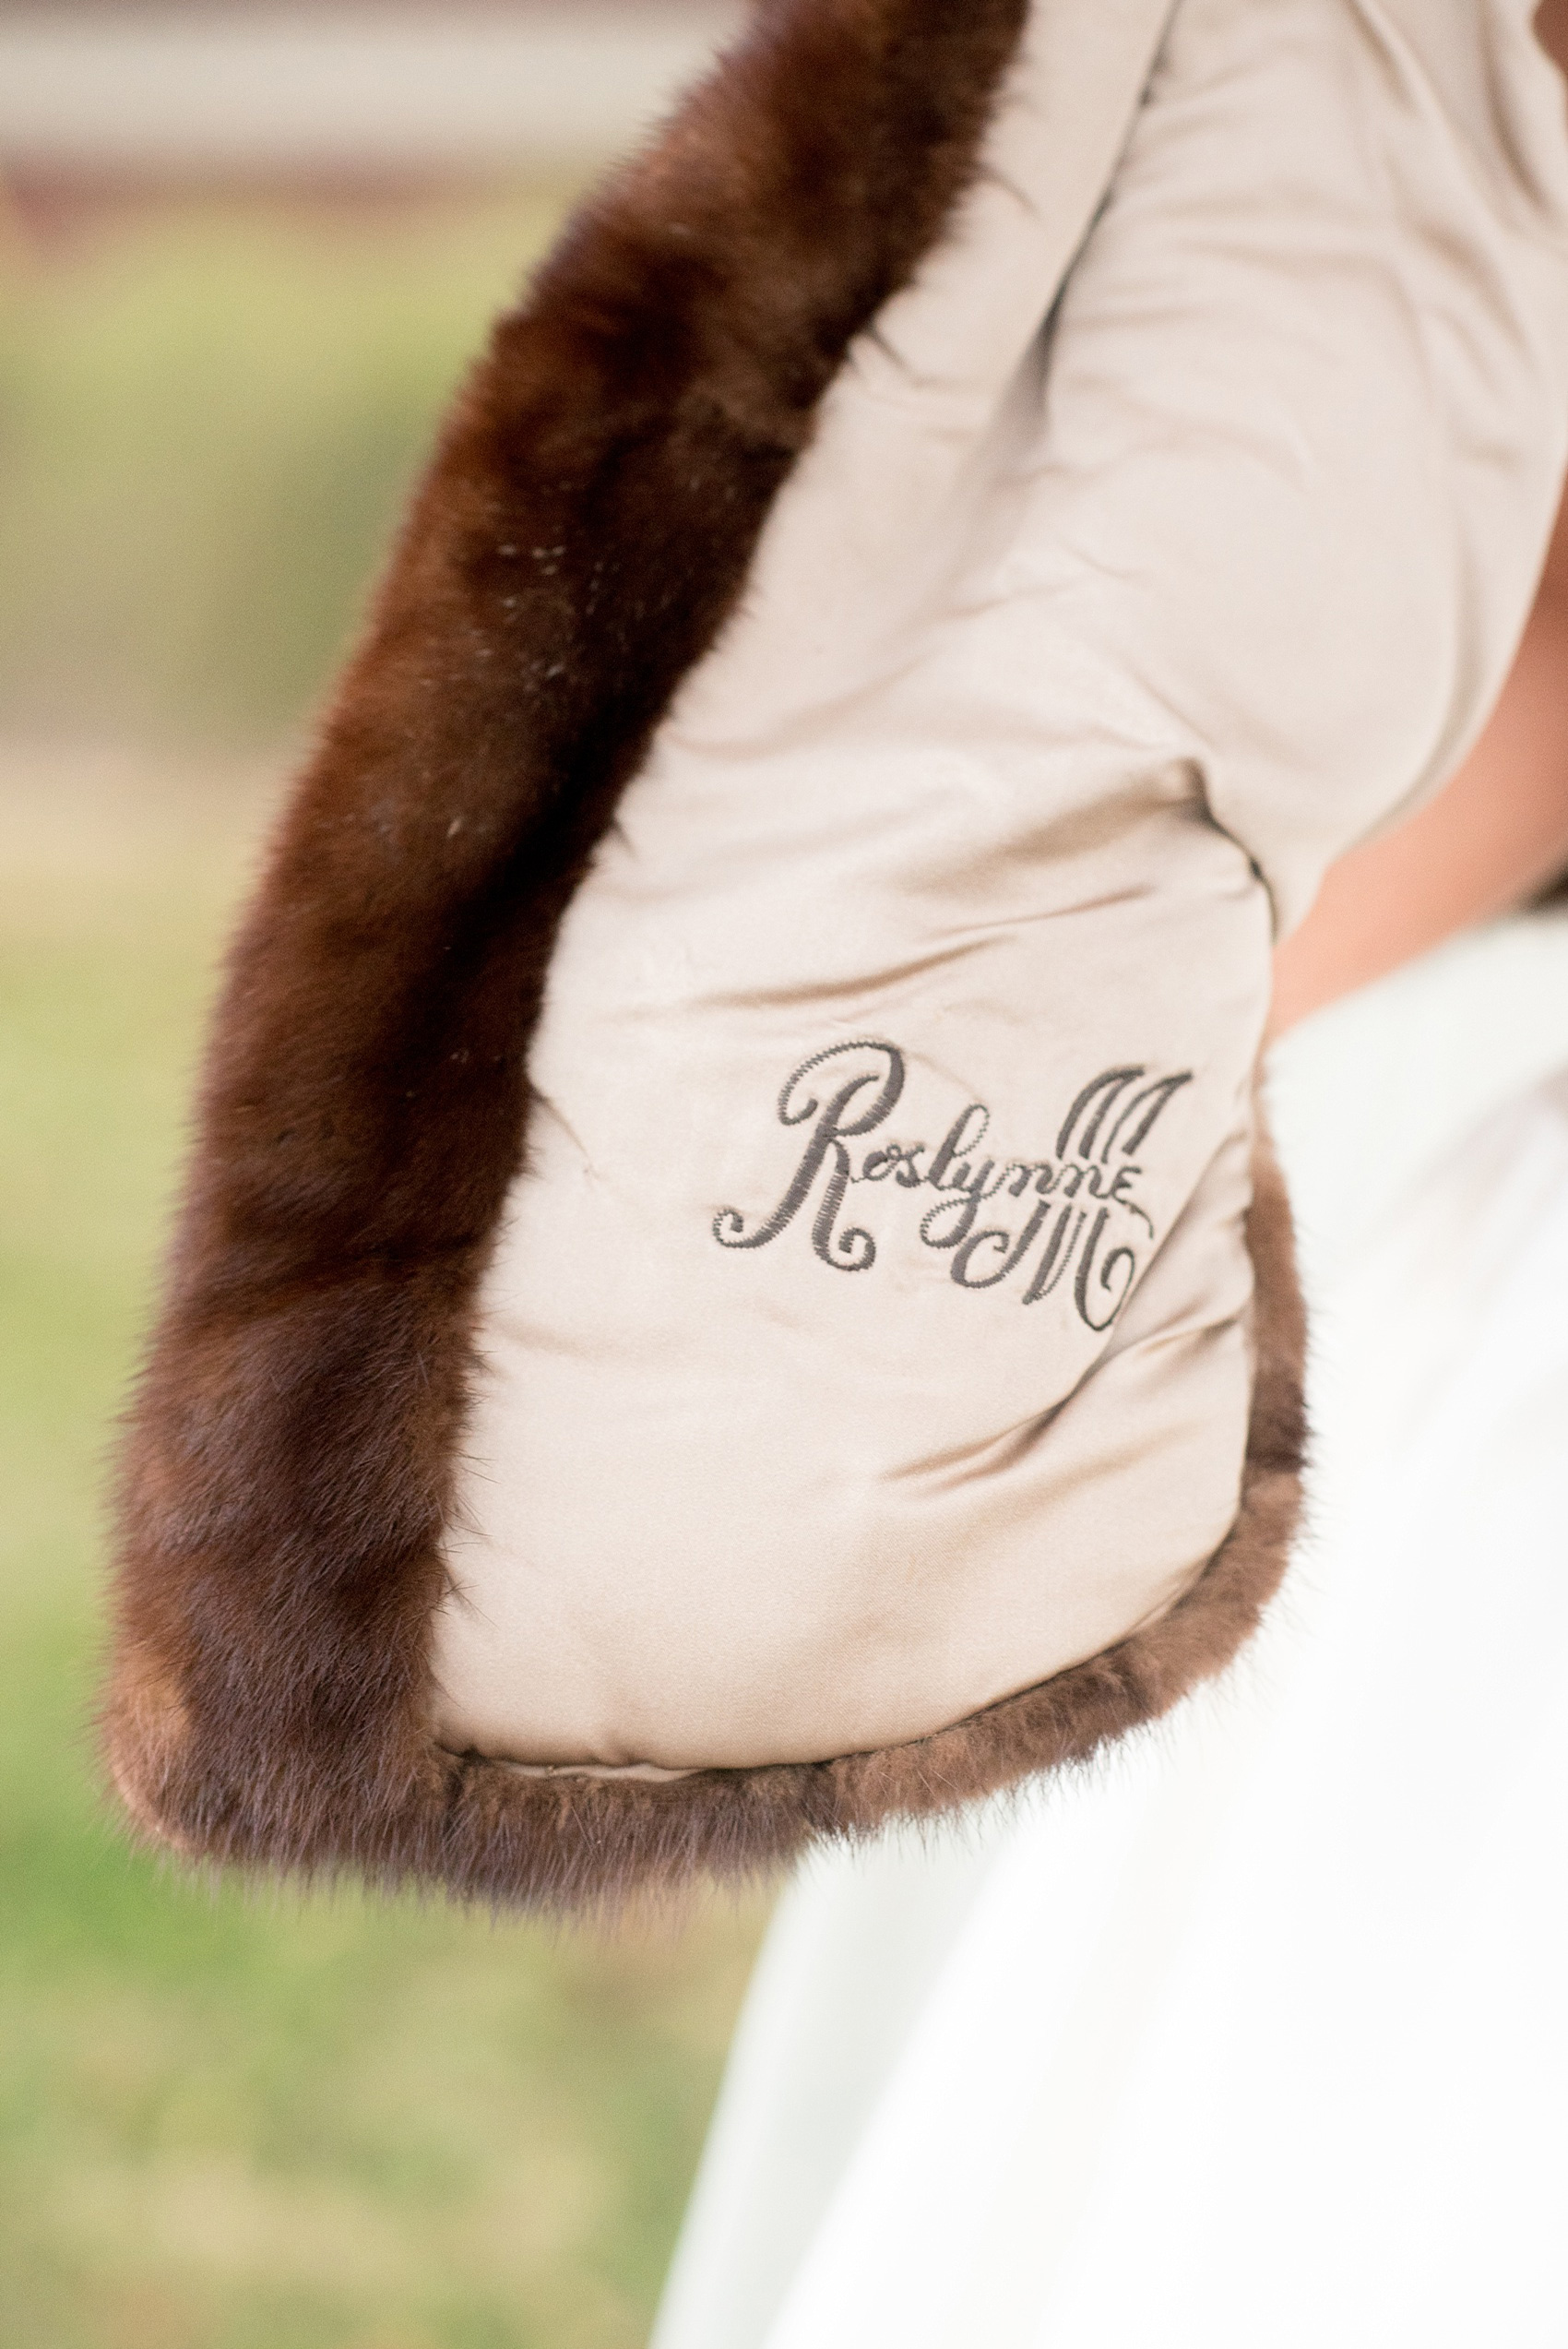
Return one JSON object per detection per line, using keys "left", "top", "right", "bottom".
{"left": 1269, "top": 476, "right": 1568, "bottom": 1036}
{"left": 1271, "top": 6, "right": 1568, "bottom": 1038}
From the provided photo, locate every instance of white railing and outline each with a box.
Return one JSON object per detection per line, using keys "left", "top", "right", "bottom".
{"left": 0, "top": 5, "right": 742, "bottom": 178}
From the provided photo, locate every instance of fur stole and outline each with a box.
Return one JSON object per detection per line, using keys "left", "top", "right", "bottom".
{"left": 105, "top": 0, "right": 1304, "bottom": 1912}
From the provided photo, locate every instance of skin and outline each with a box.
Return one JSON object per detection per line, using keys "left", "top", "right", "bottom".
{"left": 1269, "top": 3, "right": 1568, "bottom": 1036}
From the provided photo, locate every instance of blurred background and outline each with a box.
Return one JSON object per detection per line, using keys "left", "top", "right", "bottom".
{"left": 0, "top": 6, "right": 770, "bottom": 2346}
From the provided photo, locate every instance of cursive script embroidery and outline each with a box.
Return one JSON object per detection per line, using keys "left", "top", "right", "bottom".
{"left": 712, "top": 1041, "right": 1192, "bottom": 1329}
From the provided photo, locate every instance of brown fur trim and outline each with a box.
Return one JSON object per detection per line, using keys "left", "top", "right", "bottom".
{"left": 104, "top": 0, "right": 1305, "bottom": 1914}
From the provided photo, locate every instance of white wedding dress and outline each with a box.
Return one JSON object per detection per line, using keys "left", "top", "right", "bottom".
{"left": 651, "top": 912, "right": 1568, "bottom": 2349}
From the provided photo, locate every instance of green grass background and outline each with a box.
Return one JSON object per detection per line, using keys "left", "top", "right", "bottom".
{"left": 0, "top": 197, "right": 767, "bottom": 2349}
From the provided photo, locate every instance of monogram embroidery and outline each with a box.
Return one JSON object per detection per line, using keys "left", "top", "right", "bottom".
{"left": 712, "top": 1041, "right": 1193, "bottom": 1329}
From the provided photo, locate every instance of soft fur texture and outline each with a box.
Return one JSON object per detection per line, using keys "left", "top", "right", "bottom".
{"left": 105, "top": 0, "right": 1305, "bottom": 1912}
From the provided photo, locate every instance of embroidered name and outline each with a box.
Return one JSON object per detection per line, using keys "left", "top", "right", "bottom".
{"left": 712, "top": 1041, "right": 1192, "bottom": 1329}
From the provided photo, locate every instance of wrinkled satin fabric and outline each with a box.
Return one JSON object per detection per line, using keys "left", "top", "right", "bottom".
{"left": 432, "top": 0, "right": 1568, "bottom": 1772}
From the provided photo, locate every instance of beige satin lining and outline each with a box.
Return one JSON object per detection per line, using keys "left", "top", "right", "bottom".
{"left": 444, "top": 1752, "right": 701, "bottom": 1783}
{"left": 430, "top": 0, "right": 1568, "bottom": 1777}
